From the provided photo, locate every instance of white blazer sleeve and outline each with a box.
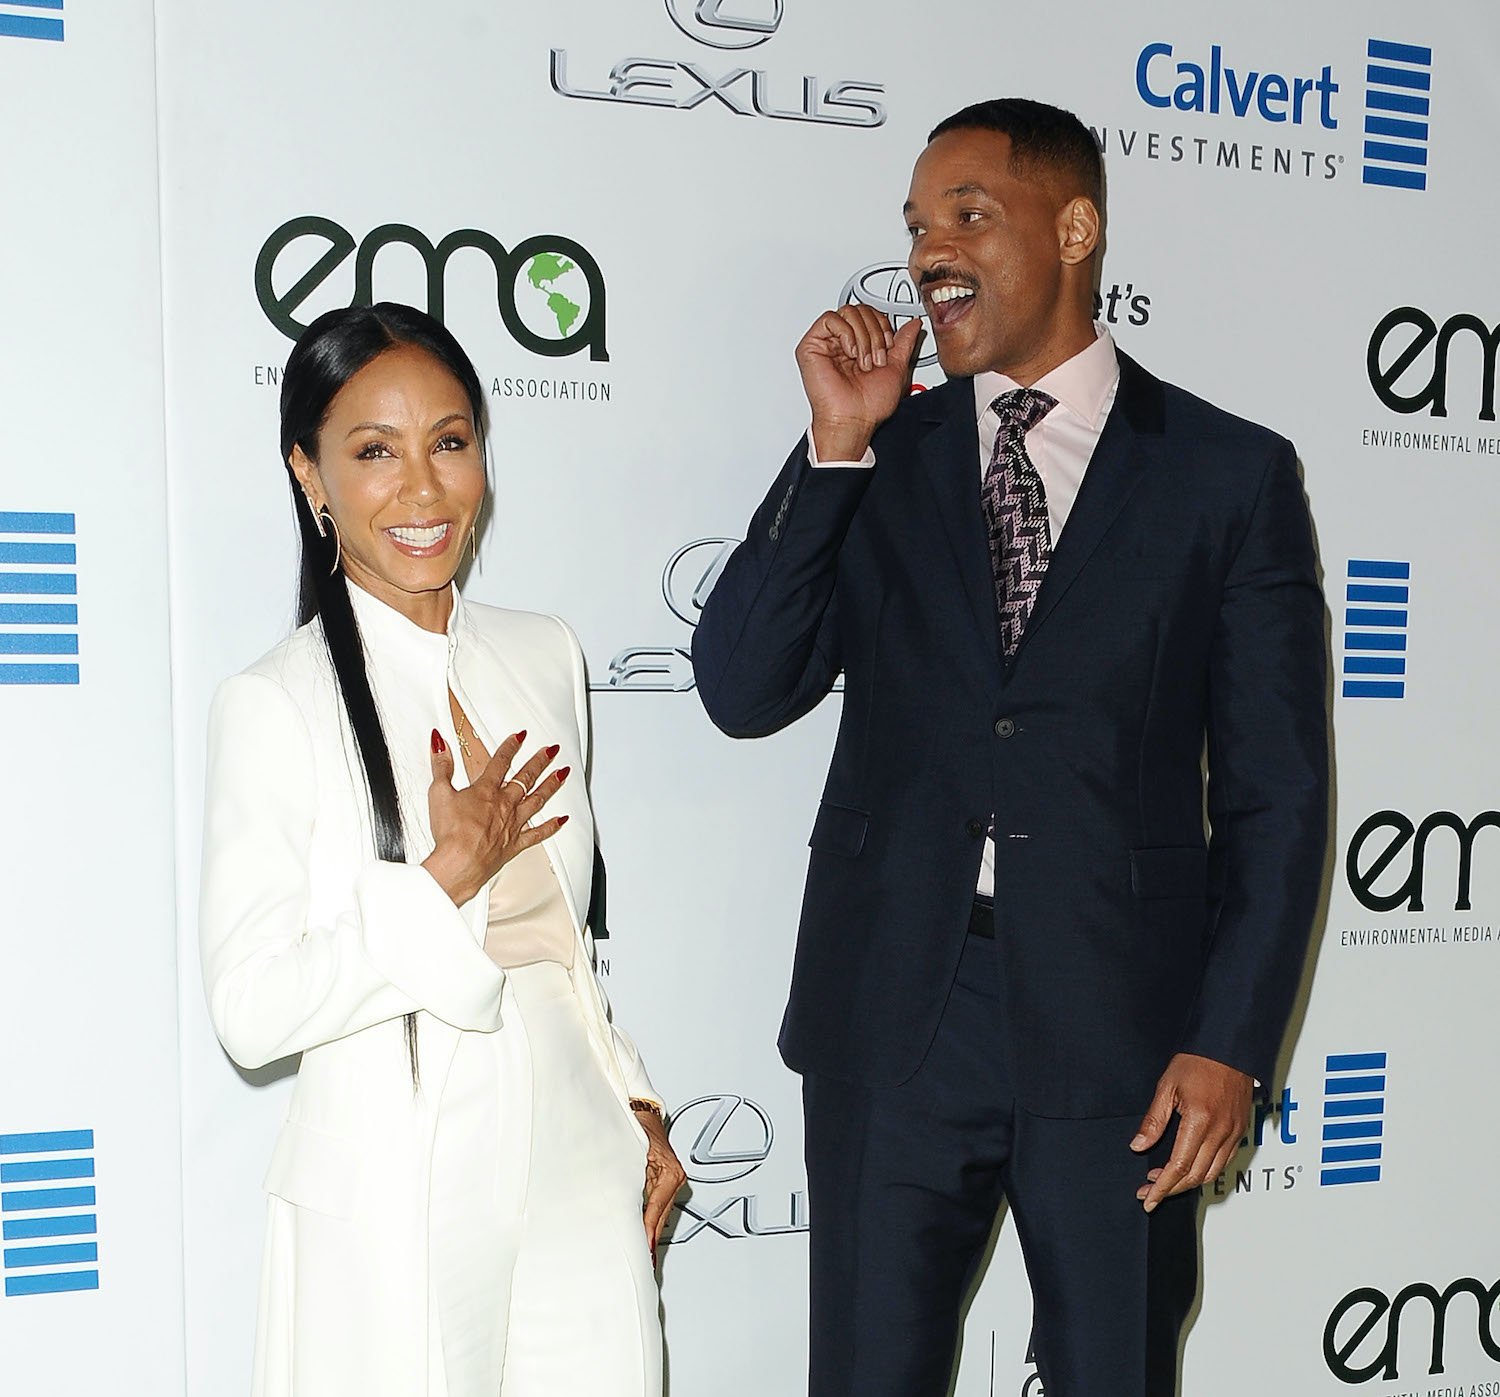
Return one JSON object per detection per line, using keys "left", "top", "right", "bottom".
{"left": 199, "top": 671, "right": 506, "bottom": 1070}
{"left": 557, "top": 617, "right": 661, "bottom": 1107}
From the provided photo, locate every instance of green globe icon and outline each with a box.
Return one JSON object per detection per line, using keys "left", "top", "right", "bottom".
{"left": 517, "top": 251, "right": 589, "bottom": 340}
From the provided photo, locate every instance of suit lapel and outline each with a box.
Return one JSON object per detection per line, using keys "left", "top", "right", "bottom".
{"left": 1009, "top": 353, "right": 1165, "bottom": 664}
{"left": 915, "top": 378, "right": 1001, "bottom": 669}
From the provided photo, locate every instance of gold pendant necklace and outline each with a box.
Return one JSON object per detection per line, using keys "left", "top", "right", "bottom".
{"left": 452, "top": 708, "right": 473, "bottom": 759}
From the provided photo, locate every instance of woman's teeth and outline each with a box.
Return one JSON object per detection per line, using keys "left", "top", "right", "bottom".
{"left": 388, "top": 524, "right": 449, "bottom": 546}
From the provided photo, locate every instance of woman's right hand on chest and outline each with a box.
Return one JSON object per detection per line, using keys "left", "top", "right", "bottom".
{"left": 420, "top": 728, "right": 570, "bottom": 907}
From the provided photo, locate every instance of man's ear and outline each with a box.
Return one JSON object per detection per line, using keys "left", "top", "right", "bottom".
{"left": 1058, "top": 196, "right": 1102, "bottom": 266}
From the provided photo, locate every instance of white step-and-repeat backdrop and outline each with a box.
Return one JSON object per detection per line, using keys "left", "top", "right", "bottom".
{"left": 2, "top": 2, "right": 1497, "bottom": 1393}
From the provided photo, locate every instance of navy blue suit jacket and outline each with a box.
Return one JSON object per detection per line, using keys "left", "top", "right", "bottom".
{"left": 692, "top": 354, "right": 1328, "bottom": 1118}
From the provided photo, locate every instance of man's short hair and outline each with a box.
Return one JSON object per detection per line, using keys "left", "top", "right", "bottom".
{"left": 929, "top": 98, "right": 1103, "bottom": 210}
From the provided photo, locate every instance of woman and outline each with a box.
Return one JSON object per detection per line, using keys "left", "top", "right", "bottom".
{"left": 200, "top": 302, "right": 684, "bottom": 1396}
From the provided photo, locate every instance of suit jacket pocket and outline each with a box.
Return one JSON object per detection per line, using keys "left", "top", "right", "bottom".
{"left": 263, "top": 1120, "right": 363, "bottom": 1218}
{"left": 1130, "top": 846, "right": 1208, "bottom": 900}
{"left": 809, "top": 802, "right": 869, "bottom": 859}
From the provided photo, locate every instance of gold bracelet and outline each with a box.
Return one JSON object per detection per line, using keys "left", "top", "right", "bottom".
{"left": 629, "top": 1097, "right": 663, "bottom": 1118}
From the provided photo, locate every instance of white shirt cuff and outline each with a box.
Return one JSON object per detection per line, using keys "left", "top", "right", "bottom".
{"left": 806, "top": 428, "right": 875, "bottom": 469}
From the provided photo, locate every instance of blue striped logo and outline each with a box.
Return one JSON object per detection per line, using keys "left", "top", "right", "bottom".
{"left": 0, "top": 512, "right": 79, "bottom": 686}
{"left": 0, "top": 0, "right": 63, "bottom": 42}
{"left": 1, "top": 1130, "right": 98, "bottom": 1297}
{"left": 1363, "top": 40, "right": 1431, "bottom": 191}
{"left": 1342, "top": 559, "right": 1408, "bottom": 699}
{"left": 1321, "top": 1053, "right": 1387, "bottom": 1186}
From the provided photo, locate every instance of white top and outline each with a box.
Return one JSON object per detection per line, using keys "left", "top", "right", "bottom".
{"left": 484, "top": 844, "right": 578, "bottom": 970}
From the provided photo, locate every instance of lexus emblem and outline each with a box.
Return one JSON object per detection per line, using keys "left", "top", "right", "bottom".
{"left": 664, "top": 0, "right": 784, "bottom": 50}
{"left": 662, "top": 537, "right": 737, "bottom": 628}
{"left": 669, "top": 1094, "right": 775, "bottom": 1183}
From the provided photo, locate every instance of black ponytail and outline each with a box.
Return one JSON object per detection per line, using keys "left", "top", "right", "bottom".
{"left": 279, "top": 302, "right": 488, "bottom": 1086}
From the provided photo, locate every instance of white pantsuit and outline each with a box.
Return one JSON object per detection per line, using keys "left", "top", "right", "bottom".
{"left": 200, "top": 583, "right": 661, "bottom": 1396}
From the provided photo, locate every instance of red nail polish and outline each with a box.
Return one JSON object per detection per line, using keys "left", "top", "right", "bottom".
{"left": 431, "top": 729, "right": 446, "bottom": 754}
{"left": 512, "top": 729, "right": 527, "bottom": 744}
{"left": 546, "top": 743, "right": 560, "bottom": 759}
{"left": 557, "top": 814, "right": 570, "bottom": 827}
{"left": 555, "top": 766, "right": 571, "bottom": 783}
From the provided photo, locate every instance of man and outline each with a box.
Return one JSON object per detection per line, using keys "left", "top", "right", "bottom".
{"left": 690, "top": 98, "right": 1328, "bottom": 1397}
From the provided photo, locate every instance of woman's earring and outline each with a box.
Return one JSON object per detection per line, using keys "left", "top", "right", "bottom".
{"left": 308, "top": 498, "right": 326, "bottom": 538}
{"left": 318, "top": 507, "right": 343, "bottom": 575}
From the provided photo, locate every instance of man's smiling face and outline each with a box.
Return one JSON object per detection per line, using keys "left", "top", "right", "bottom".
{"left": 905, "top": 127, "right": 1076, "bottom": 381}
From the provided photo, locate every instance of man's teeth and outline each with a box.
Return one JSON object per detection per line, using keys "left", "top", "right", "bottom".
{"left": 389, "top": 524, "right": 449, "bottom": 546}
{"left": 929, "top": 286, "right": 975, "bottom": 305}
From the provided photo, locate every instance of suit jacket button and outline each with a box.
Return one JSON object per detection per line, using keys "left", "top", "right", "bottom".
{"left": 965, "top": 818, "right": 985, "bottom": 838}
{"left": 994, "top": 717, "right": 1016, "bottom": 738}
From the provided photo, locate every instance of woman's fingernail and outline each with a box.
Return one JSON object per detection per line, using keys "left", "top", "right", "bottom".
{"left": 512, "top": 729, "right": 527, "bottom": 744}
{"left": 555, "top": 766, "right": 571, "bottom": 783}
{"left": 557, "top": 814, "right": 570, "bottom": 827}
{"left": 431, "top": 729, "right": 446, "bottom": 754}
{"left": 546, "top": 743, "right": 560, "bottom": 760}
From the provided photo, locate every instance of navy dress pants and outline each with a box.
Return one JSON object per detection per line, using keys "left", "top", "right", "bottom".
{"left": 801, "top": 919, "right": 1199, "bottom": 1397}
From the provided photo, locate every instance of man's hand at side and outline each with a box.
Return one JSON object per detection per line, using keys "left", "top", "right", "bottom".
{"left": 1130, "top": 1052, "right": 1253, "bottom": 1212}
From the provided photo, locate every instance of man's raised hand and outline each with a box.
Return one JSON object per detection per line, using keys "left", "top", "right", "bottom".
{"left": 796, "top": 307, "right": 923, "bottom": 463}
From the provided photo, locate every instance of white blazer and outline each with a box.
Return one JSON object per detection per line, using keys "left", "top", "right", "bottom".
{"left": 200, "top": 582, "right": 656, "bottom": 1397}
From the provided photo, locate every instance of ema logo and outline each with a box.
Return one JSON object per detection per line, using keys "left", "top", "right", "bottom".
{"left": 0, "top": 512, "right": 79, "bottom": 686}
{"left": 1342, "top": 560, "right": 1409, "bottom": 699}
{"left": 0, "top": 1, "right": 63, "bottom": 42}
{"left": 1, "top": 1130, "right": 98, "bottom": 1297}
{"left": 255, "top": 218, "right": 608, "bottom": 361}
{"left": 1324, "top": 1274, "right": 1500, "bottom": 1384}
{"left": 1345, "top": 809, "right": 1499, "bottom": 914}
{"left": 1320, "top": 1053, "right": 1387, "bottom": 1187}
{"left": 1362, "top": 41, "right": 1432, "bottom": 190}
{"left": 1367, "top": 306, "right": 1499, "bottom": 424}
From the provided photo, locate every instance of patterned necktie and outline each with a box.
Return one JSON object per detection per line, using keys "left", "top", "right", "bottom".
{"left": 981, "top": 388, "right": 1057, "bottom": 658}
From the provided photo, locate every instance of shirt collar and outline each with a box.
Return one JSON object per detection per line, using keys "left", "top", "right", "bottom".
{"left": 345, "top": 577, "right": 465, "bottom": 664}
{"left": 972, "top": 323, "right": 1121, "bottom": 430}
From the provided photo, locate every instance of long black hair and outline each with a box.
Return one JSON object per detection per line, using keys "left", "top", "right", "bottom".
{"left": 279, "top": 302, "right": 488, "bottom": 1085}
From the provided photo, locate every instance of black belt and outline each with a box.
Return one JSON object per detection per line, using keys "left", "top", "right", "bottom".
{"left": 968, "top": 896, "right": 996, "bottom": 939}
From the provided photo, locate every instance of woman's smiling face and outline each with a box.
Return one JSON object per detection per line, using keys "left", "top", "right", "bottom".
{"left": 291, "top": 342, "right": 485, "bottom": 624}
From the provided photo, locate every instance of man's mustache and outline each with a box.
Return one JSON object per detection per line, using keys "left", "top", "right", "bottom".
{"left": 917, "top": 266, "right": 980, "bottom": 292}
